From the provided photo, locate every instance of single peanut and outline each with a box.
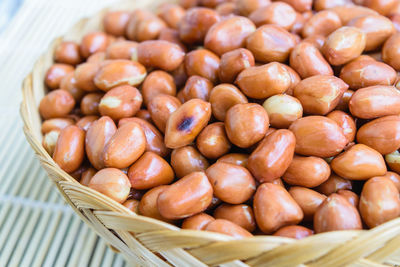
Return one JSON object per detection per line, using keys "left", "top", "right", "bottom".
{"left": 248, "top": 129, "right": 296, "bottom": 183}
{"left": 254, "top": 183, "right": 303, "bottom": 234}
{"left": 331, "top": 144, "right": 387, "bottom": 180}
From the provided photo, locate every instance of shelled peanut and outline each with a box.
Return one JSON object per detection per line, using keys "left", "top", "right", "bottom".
{"left": 39, "top": 0, "right": 400, "bottom": 239}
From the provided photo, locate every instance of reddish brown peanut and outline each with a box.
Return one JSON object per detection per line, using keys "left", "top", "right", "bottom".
{"left": 382, "top": 33, "right": 400, "bottom": 71}
{"left": 283, "top": 156, "right": 331, "bottom": 187}
{"left": 291, "top": 12, "right": 306, "bottom": 35}
{"left": 294, "top": 75, "right": 348, "bottom": 115}
{"left": 249, "top": 2, "right": 296, "bottom": 30}
{"left": 218, "top": 48, "right": 255, "bottom": 83}
{"left": 214, "top": 204, "right": 256, "bottom": 232}
{"left": 315, "top": 174, "right": 353, "bottom": 195}
{"left": 178, "top": 7, "right": 220, "bottom": 44}
{"left": 280, "top": 0, "right": 311, "bottom": 12}
{"left": 171, "top": 146, "right": 209, "bottom": 178}
{"left": 356, "top": 115, "right": 400, "bottom": 154}
{"left": 81, "top": 93, "right": 103, "bottom": 116}
{"left": 137, "top": 40, "right": 185, "bottom": 71}
{"left": 39, "top": 89, "right": 75, "bottom": 119}
{"left": 382, "top": 172, "right": 400, "bottom": 193}
{"left": 363, "top": 0, "right": 398, "bottom": 16}
{"left": 165, "top": 99, "right": 211, "bottom": 148}
{"left": 74, "top": 62, "right": 100, "bottom": 92}
{"left": 200, "top": 0, "right": 226, "bottom": 8}
{"left": 340, "top": 59, "right": 397, "bottom": 90}
{"left": 207, "top": 196, "right": 222, "bottom": 211}
{"left": 53, "top": 126, "right": 85, "bottom": 173}
{"left": 303, "top": 35, "right": 326, "bottom": 50}
{"left": 204, "top": 16, "right": 256, "bottom": 56}
{"left": 41, "top": 118, "right": 74, "bottom": 134}
{"left": 182, "top": 213, "right": 215, "bottom": 230}
{"left": 248, "top": 129, "right": 296, "bottom": 183}
{"left": 123, "top": 199, "right": 140, "bottom": 213}
{"left": 289, "top": 187, "right": 327, "bottom": 221}
{"left": 185, "top": 49, "right": 220, "bottom": 83}
{"left": 235, "top": 0, "right": 271, "bottom": 16}
{"left": 246, "top": 25, "right": 297, "bottom": 63}
{"left": 99, "top": 85, "right": 142, "bottom": 120}
{"left": 80, "top": 32, "right": 111, "bottom": 58}
{"left": 196, "top": 122, "right": 231, "bottom": 159}
{"left": 254, "top": 183, "right": 303, "bottom": 234}
{"left": 386, "top": 150, "right": 400, "bottom": 174}
{"left": 262, "top": 94, "right": 302, "bottom": 128}
{"left": 69, "top": 165, "right": 87, "bottom": 181}
{"left": 159, "top": 27, "right": 185, "bottom": 49}
{"left": 76, "top": 116, "right": 99, "bottom": 131}
{"left": 217, "top": 153, "right": 249, "bottom": 168}
{"left": 181, "top": 76, "right": 213, "bottom": 102}
{"left": 103, "top": 122, "right": 146, "bottom": 169}
{"left": 159, "top": 28, "right": 185, "bottom": 50}
{"left": 328, "top": 5, "right": 378, "bottom": 24}
{"left": 125, "top": 10, "right": 167, "bottom": 41}
{"left": 135, "top": 110, "right": 152, "bottom": 123}
{"left": 322, "top": 26, "right": 367, "bottom": 66}
{"left": 209, "top": 84, "right": 248, "bottom": 121}
{"left": 43, "top": 130, "right": 60, "bottom": 156}
{"left": 314, "top": 193, "right": 362, "bottom": 233}
{"left": 331, "top": 144, "right": 387, "bottom": 180}
{"left": 349, "top": 85, "right": 400, "bottom": 119}
{"left": 94, "top": 60, "right": 147, "bottom": 91}
{"left": 119, "top": 117, "right": 170, "bottom": 157}
{"left": 158, "top": 3, "right": 186, "bottom": 29}
{"left": 45, "top": 63, "right": 75, "bottom": 89}
{"left": 158, "top": 172, "right": 213, "bottom": 219}
{"left": 225, "top": 103, "right": 269, "bottom": 148}
{"left": 360, "top": 176, "right": 400, "bottom": 228}
{"left": 204, "top": 219, "right": 253, "bottom": 239}
{"left": 128, "top": 152, "right": 174, "bottom": 190}
{"left": 236, "top": 63, "right": 292, "bottom": 99}
{"left": 337, "top": 189, "right": 359, "bottom": 207}
{"left": 290, "top": 42, "right": 333, "bottom": 79}
{"left": 336, "top": 89, "right": 354, "bottom": 111}
{"left": 88, "top": 168, "right": 131, "bottom": 203}
{"left": 284, "top": 65, "right": 301, "bottom": 95}
{"left": 206, "top": 162, "right": 256, "bottom": 204}
{"left": 54, "top": 41, "right": 82, "bottom": 65}
{"left": 348, "top": 14, "right": 395, "bottom": 51}
{"left": 103, "top": 11, "right": 130, "bottom": 36}
{"left": 314, "top": 0, "right": 353, "bottom": 11}
{"left": 327, "top": 110, "right": 356, "bottom": 144}
{"left": 85, "top": 116, "right": 117, "bottom": 170}
{"left": 80, "top": 168, "right": 96, "bottom": 186}
{"left": 148, "top": 95, "right": 181, "bottom": 133}
{"left": 302, "top": 11, "right": 342, "bottom": 38}
{"left": 205, "top": 219, "right": 253, "bottom": 238}
{"left": 86, "top": 52, "right": 106, "bottom": 64}
{"left": 390, "top": 14, "right": 400, "bottom": 31}
{"left": 142, "top": 70, "right": 176, "bottom": 106}
{"left": 105, "top": 41, "right": 138, "bottom": 60}
{"left": 60, "top": 72, "right": 85, "bottom": 102}
{"left": 289, "top": 116, "right": 347, "bottom": 157}
{"left": 138, "top": 185, "right": 174, "bottom": 223}
{"left": 273, "top": 225, "right": 313, "bottom": 239}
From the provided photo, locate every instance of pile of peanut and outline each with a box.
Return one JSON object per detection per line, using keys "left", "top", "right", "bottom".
{"left": 40, "top": 0, "right": 400, "bottom": 239}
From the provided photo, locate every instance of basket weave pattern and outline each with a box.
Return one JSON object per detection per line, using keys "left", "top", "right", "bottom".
{"left": 20, "top": 0, "right": 400, "bottom": 266}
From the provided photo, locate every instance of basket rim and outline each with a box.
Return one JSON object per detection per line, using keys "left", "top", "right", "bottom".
{"left": 18, "top": 0, "right": 400, "bottom": 266}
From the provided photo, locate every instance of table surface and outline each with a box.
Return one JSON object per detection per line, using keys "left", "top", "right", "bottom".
{"left": 0, "top": 0, "right": 131, "bottom": 266}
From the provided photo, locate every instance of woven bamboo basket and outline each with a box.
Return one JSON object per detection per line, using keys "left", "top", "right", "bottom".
{"left": 20, "top": 0, "right": 400, "bottom": 266}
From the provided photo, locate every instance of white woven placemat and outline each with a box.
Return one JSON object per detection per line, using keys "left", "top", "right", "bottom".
{"left": 0, "top": 0, "right": 131, "bottom": 266}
